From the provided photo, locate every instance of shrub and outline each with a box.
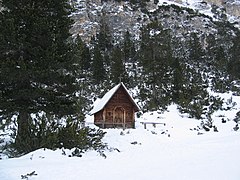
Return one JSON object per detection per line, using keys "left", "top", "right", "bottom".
{"left": 3, "top": 114, "right": 107, "bottom": 157}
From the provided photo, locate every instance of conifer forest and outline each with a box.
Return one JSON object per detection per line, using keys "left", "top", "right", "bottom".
{"left": 0, "top": 0, "right": 240, "bottom": 156}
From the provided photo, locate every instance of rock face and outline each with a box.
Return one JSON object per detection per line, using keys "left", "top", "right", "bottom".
{"left": 177, "top": 0, "right": 240, "bottom": 16}
{"left": 204, "top": 0, "right": 240, "bottom": 17}
{"left": 201, "top": 0, "right": 224, "bottom": 6}
{"left": 224, "top": 1, "right": 240, "bottom": 17}
{"left": 70, "top": 0, "right": 148, "bottom": 43}
{"left": 70, "top": 0, "right": 240, "bottom": 43}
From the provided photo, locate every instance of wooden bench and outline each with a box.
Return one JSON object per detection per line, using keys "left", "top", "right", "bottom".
{"left": 140, "top": 122, "right": 166, "bottom": 129}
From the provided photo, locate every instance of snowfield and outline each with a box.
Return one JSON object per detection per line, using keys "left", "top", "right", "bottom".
{"left": 1, "top": 104, "right": 240, "bottom": 180}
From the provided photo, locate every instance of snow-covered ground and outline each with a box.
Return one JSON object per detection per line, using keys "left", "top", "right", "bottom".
{"left": 1, "top": 102, "right": 240, "bottom": 180}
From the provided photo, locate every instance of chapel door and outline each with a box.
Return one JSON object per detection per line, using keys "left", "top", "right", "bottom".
{"left": 114, "top": 107, "right": 124, "bottom": 125}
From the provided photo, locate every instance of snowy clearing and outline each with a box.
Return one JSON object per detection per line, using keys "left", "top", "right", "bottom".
{"left": 1, "top": 104, "right": 240, "bottom": 180}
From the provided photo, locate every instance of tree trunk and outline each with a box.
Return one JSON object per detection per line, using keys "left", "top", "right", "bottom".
{"left": 15, "top": 110, "right": 33, "bottom": 153}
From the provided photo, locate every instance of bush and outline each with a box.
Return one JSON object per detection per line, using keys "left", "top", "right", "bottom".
{"left": 3, "top": 114, "right": 107, "bottom": 157}
{"left": 57, "top": 119, "right": 107, "bottom": 156}
{"left": 233, "top": 111, "right": 240, "bottom": 123}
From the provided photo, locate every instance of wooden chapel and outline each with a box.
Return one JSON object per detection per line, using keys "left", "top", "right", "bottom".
{"left": 90, "top": 83, "right": 140, "bottom": 128}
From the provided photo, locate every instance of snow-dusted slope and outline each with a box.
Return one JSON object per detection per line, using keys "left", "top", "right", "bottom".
{"left": 1, "top": 103, "right": 240, "bottom": 180}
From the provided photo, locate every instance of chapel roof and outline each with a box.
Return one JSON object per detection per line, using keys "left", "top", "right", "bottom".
{"left": 90, "top": 83, "right": 140, "bottom": 114}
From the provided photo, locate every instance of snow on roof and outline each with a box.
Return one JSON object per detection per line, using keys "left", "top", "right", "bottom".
{"left": 90, "top": 83, "right": 140, "bottom": 115}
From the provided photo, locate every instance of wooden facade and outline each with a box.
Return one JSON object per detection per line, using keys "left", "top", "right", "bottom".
{"left": 91, "top": 83, "right": 140, "bottom": 128}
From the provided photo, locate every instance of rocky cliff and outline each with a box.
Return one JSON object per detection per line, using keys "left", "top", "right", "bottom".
{"left": 70, "top": 0, "right": 240, "bottom": 43}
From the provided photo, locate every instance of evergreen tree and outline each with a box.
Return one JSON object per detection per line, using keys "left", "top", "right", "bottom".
{"left": 171, "top": 58, "right": 184, "bottom": 103}
{"left": 73, "top": 35, "right": 91, "bottom": 73}
{"left": 0, "top": 0, "right": 78, "bottom": 153}
{"left": 228, "top": 30, "right": 240, "bottom": 79}
{"left": 187, "top": 32, "right": 205, "bottom": 68}
{"left": 72, "top": 35, "right": 92, "bottom": 116}
{"left": 122, "top": 30, "right": 138, "bottom": 87}
{"left": 205, "top": 34, "right": 230, "bottom": 92}
{"left": 110, "top": 45, "right": 128, "bottom": 84}
{"left": 91, "top": 15, "right": 112, "bottom": 86}
{"left": 138, "top": 20, "right": 173, "bottom": 111}
{"left": 176, "top": 64, "right": 209, "bottom": 119}
{"left": 92, "top": 44, "right": 106, "bottom": 84}
{"left": 123, "top": 30, "right": 136, "bottom": 63}
{"left": 97, "top": 16, "right": 112, "bottom": 53}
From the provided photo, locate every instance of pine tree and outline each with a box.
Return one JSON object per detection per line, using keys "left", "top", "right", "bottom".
{"left": 138, "top": 20, "right": 173, "bottom": 111}
{"left": 205, "top": 34, "right": 228, "bottom": 92}
{"left": 73, "top": 35, "right": 91, "bottom": 73}
{"left": 92, "top": 44, "right": 106, "bottom": 84}
{"left": 122, "top": 30, "right": 138, "bottom": 88}
{"left": 171, "top": 58, "right": 184, "bottom": 103}
{"left": 176, "top": 64, "right": 209, "bottom": 119}
{"left": 228, "top": 30, "right": 240, "bottom": 79}
{"left": 72, "top": 35, "right": 92, "bottom": 117}
{"left": 187, "top": 32, "right": 205, "bottom": 68}
{"left": 0, "top": 0, "right": 78, "bottom": 153}
{"left": 123, "top": 31, "right": 136, "bottom": 63}
{"left": 110, "top": 45, "right": 128, "bottom": 84}
{"left": 97, "top": 16, "right": 112, "bottom": 53}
